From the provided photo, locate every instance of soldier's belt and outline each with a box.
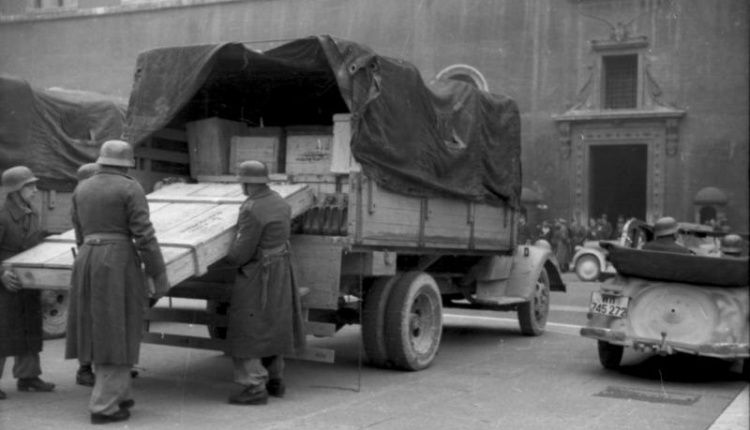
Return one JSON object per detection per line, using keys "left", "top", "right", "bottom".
{"left": 83, "top": 232, "right": 131, "bottom": 244}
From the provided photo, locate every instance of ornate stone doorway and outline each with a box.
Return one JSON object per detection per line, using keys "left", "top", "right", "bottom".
{"left": 589, "top": 143, "right": 647, "bottom": 222}
{"left": 569, "top": 121, "right": 668, "bottom": 225}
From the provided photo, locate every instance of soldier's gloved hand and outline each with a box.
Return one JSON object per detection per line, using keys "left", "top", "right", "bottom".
{"left": 146, "top": 271, "right": 170, "bottom": 305}
{"left": 1, "top": 270, "right": 21, "bottom": 292}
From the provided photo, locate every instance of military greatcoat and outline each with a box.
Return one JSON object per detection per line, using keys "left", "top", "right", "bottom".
{"left": 0, "top": 193, "right": 43, "bottom": 358}
{"left": 65, "top": 168, "right": 166, "bottom": 365}
{"left": 226, "top": 186, "right": 305, "bottom": 358}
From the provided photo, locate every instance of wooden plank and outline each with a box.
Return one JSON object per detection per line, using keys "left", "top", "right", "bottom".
{"left": 141, "top": 332, "right": 334, "bottom": 363}
{"left": 423, "top": 197, "right": 472, "bottom": 248}
{"left": 287, "top": 346, "right": 335, "bottom": 363}
{"left": 142, "top": 332, "right": 227, "bottom": 352}
{"left": 305, "top": 321, "right": 337, "bottom": 337}
{"left": 145, "top": 308, "right": 227, "bottom": 326}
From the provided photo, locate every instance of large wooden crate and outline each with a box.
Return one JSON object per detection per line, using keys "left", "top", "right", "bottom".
{"left": 4, "top": 182, "right": 314, "bottom": 290}
{"left": 229, "top": 127, "right": 282, "bottom": 174}
{"left": 285, "top": 127, "right": 333, "bottom": 176}
{"left": 186, "top": 117, "right": 248, "bottom": 176}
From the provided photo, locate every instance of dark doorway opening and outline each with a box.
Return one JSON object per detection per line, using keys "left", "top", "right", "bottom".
{"left": 589, "top": 144, "right": 647, "bottom": 225}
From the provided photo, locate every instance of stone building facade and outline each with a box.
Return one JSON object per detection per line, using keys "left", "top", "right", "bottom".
{"left": 1, "top": 0, "right": 747, "bottom": 231}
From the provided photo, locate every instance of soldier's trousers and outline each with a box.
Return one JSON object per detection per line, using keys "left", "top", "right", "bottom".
{"left": 90, "top": 364, "right": 131, "bottom": 415}
{"left": 232, "top": 355, "right": 284, "bottom": 388}
{"left": 0, "top": 352, "right": 41, "bottom": 379}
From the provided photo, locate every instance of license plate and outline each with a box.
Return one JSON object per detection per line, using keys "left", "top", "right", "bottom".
{"left": 589, "top": 291, "right": 630, "bottom": 318}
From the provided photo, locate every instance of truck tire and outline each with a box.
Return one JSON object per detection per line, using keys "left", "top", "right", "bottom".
{"left": 206, "top": 300, "right": 229, "bottom": 340}
{"left": 517, "top": 267, "right": 550, "bottom": 336}
{"left": 361, "top": 276, "right": 399, "bottom": 368}
{"left": 42, "top": 290, "right": 69, "bottom": 339}
{"left": 575, "top": 255, "right": 600, "bottom": 282}
{"left": 384, "top": 271, "right": 442, "bottom": 371}
{"left": 597, "top": 340, "right": 624, "bottom": 370}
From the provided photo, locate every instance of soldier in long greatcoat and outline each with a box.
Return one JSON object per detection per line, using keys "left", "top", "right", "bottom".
{"left": 0, "top": 166, "right": 56, "bottom": 400}
{"left": 226, "top": 160, "right": 305, "bottom": 406}
{"left": 65, "top": 140, "right": 168, "bottom": 424}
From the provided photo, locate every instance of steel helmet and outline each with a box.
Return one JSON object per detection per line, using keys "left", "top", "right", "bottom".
{"left": 97, "top": 140, "right": 135, "bottom": 167}
{"left": 720, "top": 234, "right": 743, "bottom": 255}
{"left": 237, "top": 160, "right": 269, "bottom": 184}
{"left": 653, "top": 216, "right": 679, "bottom": 238}
{"left": 76, "top": 162, "right": 101, "bottom": 181}
{"left": 1, "top": 166, "right": 39, "bottom": 192}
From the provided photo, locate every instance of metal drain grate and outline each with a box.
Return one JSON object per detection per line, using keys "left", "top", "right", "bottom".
{"left": 595, "top": 385, "right": 701, "bottom": 405}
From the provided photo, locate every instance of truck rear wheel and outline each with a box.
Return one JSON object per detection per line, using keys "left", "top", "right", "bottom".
{"left": 42, "top": 290, "right": 69, "bottom": 339}
{"left": 384, "top": 271, "right": 442, "bottom": 371}
{"left": 597, "top": 340, "right": 624, "bottom": 369}
{"left": 517, "top": 267, "right": 550, "bottom": 336}
{"left": 361, "top": 276, "right": 399, "bottom": 368}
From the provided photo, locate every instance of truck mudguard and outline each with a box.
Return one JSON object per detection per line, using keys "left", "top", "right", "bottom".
{"left": 505, "top": 244, "right": 566, "bottom": 298}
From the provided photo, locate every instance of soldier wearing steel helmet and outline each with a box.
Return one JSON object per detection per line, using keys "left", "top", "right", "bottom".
{"left": 225, "top": 160, "right": 305, "bottom": 406}
{"left": 65, "top": 140, "right": 168, "bottom": 424}
{"left": 0, "top": 166, "right": 56, "bottom": 400}
{"left": 719, "top": 234, "right": 744, "bottom": 258}
{"left": 642, "top": 216, "right": 692, "bottom": 254}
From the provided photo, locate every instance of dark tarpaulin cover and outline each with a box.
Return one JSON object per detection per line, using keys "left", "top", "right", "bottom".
{"left": 124, "top": 35, "right": 521, "bottom": 207}
{"left": 0, "top": 75, "right": 127, "bottom": 191}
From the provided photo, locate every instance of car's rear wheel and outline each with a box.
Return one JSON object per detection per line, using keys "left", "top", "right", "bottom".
{"left": 597, "top": 340, "right": 624, "bottom": 369}
{"left": 575, "top": 255, "right": 601, "bottom": 282}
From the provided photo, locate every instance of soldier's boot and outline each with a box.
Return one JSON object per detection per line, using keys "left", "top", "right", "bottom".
{"left": 228, "top": 385, "right": 268, "bottom": 405}
{"left": 17, "top": 377, "right": 55, "bottom": 392}
{"left": 266, "top": 378, "right": 285, "bottom": 398}
{"left": 76, "top": 364, "right": 95, "bottom": 387}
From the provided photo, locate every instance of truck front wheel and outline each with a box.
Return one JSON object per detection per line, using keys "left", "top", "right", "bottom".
{"left": 384, "top": 271, "right": 443, "bottom": 371}
{"left": 517, "top": 267, "right": 550, "bottom": 336}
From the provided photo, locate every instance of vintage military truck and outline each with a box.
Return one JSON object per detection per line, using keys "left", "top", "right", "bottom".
{"left": 3, "top": 36, "right": 565, "bottom": 370}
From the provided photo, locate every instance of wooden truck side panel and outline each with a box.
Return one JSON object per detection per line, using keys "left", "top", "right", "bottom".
{"left": 349, "top": 173, "right": 514, "bottom": 252}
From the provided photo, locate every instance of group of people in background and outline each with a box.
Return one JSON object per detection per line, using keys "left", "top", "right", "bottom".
{"left": 518, "top": 209, "right": 746, "bottom": 270}
{"left": 517, "top": 212, "right": 630, "bottom": 272}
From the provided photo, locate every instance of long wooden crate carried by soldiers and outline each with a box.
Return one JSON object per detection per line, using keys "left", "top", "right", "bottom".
{"left": 2, "top": 182, "right": 315, "bottom": 290}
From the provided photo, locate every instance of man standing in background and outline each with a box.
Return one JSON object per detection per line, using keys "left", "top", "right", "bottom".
{"left": 0, "top": 166, "right": 56, "bottom": 400}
